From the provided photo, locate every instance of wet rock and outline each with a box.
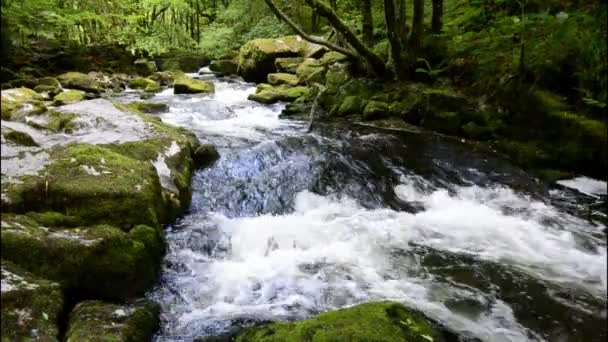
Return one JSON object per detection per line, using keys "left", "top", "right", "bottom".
{"left": 149, "top": 70, "right": 181, "bottom": 86}
{"left": 2, "top": 128, "right": 38, "bottom": 147}
{"left": 275, "top": 57, "right": 305, "bottom": 74}
{"left": 57, "top": 72, "right": 101, "bottom": 94}
{"left": 134, "top": 58, "right": 158, "bottom": 76}
{"left": 174, "top": 75, "right": 215, "bottom": 94}
{"left": 236, "top": 301, "right": 445, "bottom": 342}
{"left": 52, "top": 90, "right": 86, "bottom": 106}
{"left": 193, "top": 144, "right": 220, "bottom": 168}
{"left": 34, "top": 77, "right": 62, "bottom": 97}
{"left": 65, "top": 300, "right": 160, "bottom": 341}
{"left": 296, "top": 59, "right": 325, "bottom": 85}
{"left": 248, "top": 84, "right": 309, "bottom": 104}
{"left": 423, "top": 111, "right": 462, "bottom": 134}
{"left": 1, "top": 214, "right": 164, "bottom": 300}
{"left": 267, "top": 73, "right": 299, "bottom": 87}
{"left": 209, "top": 59, "right": 239, "bottom": 76}
{"left": 1, "top": 88, "right": 44, "bottom": 120}
{"left": 1, "top": 261, "right": 63, "bottom": 342}
{"left": 363, "top": 101, "right": 390, "bottom": 121}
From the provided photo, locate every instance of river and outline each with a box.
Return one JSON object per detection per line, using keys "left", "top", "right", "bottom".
{"left": 116, "top": 71, "right": 607, "bottom": 342}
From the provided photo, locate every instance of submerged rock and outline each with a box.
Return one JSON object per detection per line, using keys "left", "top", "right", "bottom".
{"left": 236, "top": 301, "right": 445, "bottom": 342}
{"left": 1, "top": 260, "right": 63, "bottom": 342}
{"left": 57, "top": 72, "right": 101, "bottom": 94}
{"left": 193, "top": 144, "right": 220, "bottom": 168}
{"left": 65, "top": 300, "right": 160, "bottom": 341}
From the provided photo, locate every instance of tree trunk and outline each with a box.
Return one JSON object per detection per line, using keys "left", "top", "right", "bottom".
{"left": 383, "top": 0, "right": 406, "bottom": 79}
{"left": 431, "top": 0, "right": 443, "bottom": 34}
{"left": 361, "top": 0, "right": 373, "bottom": 44}
{"left": 304, "top": 0, "right": 389, "bottom": 77}
{"left": 409, "top": 0, "right": 424, "bottom": 50}
{"left": 395, "top": 0, "right": 407, "bottom": 42}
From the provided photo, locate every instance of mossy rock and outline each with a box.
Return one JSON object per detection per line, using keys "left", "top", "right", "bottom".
{"left": 321, "top": 51, "right": 349, "bottom": 65}
{"left": 1, "top": 214, "right": 164, "bottom": 300}
{"left": 134, "top": 58, "right": 158, "bottom": 77}
{"left": 144, "top": 82, "right": 161, "bottom": 93}
{"left": 373, "top": 40, "right": 390, "bottom": 62}
{"left": 148, "top": 71, "right": 177, "bottom": 86}
{"left": 57, "top": 72, "right": 101, "bottom": 94}
{"left": 363, "top": 101, "right": 390, "bottom": 121}
{"left": 236, "top": 301, "right": 444, "bottom": 342}
{"left": 1, "top": 88, "right": 43, "bottom": 120}
{"left": 174, "top": 76, "right": 215, "bottom": 94}
{"left": 34, "top": 84, "right": 62, "bottom": 97}
{"left": 336, "top": 96, "right": 364, "bottom": 117}
{"left": 462, "top": 121, "right": 493, "bottom": 140}
{"left": 193, "top": 144, "right": 220, "bottom": 168}
{"left": 267, "top": 73, "right": 299, "bottom": 87}
{"left": 37, "top": 77, "right": 62, "bottom": 88}
{"left": 275, "top": 57, "right": 305, "bottom": 74}
{"left": 127, "top": 101, "right": 168, "bottom": 114}
{"left": 324, "top": 64, "right": 350, "bottom": 94}
{"left": 2, "top": 129, "right": 38, "bottom": 147}
{"left": 248, "top": 84, "right": 309, "bottom": 104}
{"left": 296, "top": 59, "right": 325, "bottom": 85}
{"left": 66, "top": 300, "right": 160, "bottom": 342}
{"left": 209, "top": 59, "right": 239, "bottom": 76}
{"left": 45, "top": 111, "right": 79, "bottom": 133}
{"left": 8, "top": 100, "right": 47, "bottom": 123}
{"left": 129, "top": 77, "right": 158, "bottom": 90}
{"left": 52, "top": 90, "right": 86, "bottom": 106}
{"left": 422, "top": 111, "right": 462, "bottom": 134}
{"left": 238, "top": 37, "right": 304, "bottom": 82}
{"left": 156, "top": 55, "right": 208, "bottom": 73}
{"left": 1, "top": 260, "right": 63, "bottom": 342}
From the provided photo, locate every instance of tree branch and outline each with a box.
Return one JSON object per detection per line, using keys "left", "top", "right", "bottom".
{"left": 263, "top": 0, "right": 357, "bottom": 59}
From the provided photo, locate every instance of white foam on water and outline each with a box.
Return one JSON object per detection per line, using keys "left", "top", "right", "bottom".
{"left": 164, "top": 179, "right": 605, "bottom": 340}
{"left": 557, "top": 176, "right": 607, "bottom": 197}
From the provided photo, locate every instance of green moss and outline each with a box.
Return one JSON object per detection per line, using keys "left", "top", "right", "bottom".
{"left": 267, "top": 73, "right": 299, "bottom": 86}
{"left": 209, "top": 59, "right": 239, "bottom": 75}
{"left": 336, "top": 96, "right": 363, "bottom": 117}
{"left": 296, "top": 59, "right": 325, "bottom": 85}
{"left": 52, "top": 90, "right": 86, "bottom": 106}
{"left": 66, "top": 300, "right": 160, "bottom": 342}
{"left": 4, "top": 130, "right": 38, "bottom": 147}
{"left": 144, "top": 82, "right": 161, "bottom": 93}
{"left": 193, "top": 144, "right": 220, "bottom": 168}
{"left": 238, "top": 38, "right": 302, "bottom": 82}
{"left": 1, "top": 261, "right": 63, "bottom": 342}
{"left": 275, "top": 57, "right": 305, "bottom": 74}
{"left": 236, "top": 301, "right": 443, "bottom": 342}
{"left": 25, "top": 211, "right": 82, "bottom": 227}
{"left": 462, "top": 121, "right": 493, "bottom": 140}
{"left": 174, "top": 76, "right": 215, "bottom": 94}
{"left": 1, "top": 214, "right": 163, "bottom": 300}
{"left": 363, "top": 101, "right": 390, "bottom": 121}
{"left": 320, "top": 51, "right": 349, "bottom": 65}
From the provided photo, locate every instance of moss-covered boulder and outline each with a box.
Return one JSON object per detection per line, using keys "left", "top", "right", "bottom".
{"left": 66, "top": 300, "right": 160, "bottom": 342}
{"left": 156, "top": 55, "right": 209, "bottom": 73}
{"left": 174, "top": 75, "right": 215, "bottom": 94}
{"left": 275, "top": 57, "right": 305, "bottom": 74}
{"left": 129, "top": 77, "right": 157, "bottom": 90}
{"left": 33, "top": 77, "right": 62, "bottom": 97}
{"left": 1, "top": 88, "right": 43, "bottom": 120}
{"left": 363, "top": 101, "right": 390, "bottom": 121}
{"left": 320, "top": 51, "right": 349, "bottom": 65}
{"left": 296, "top": 59, "right": 326, "bottom": 85}
{"left": 149, "top": 71, "right": 177, "bottom": 86}
{"left": 238, "top": 37, "right": 304, "bottom": 82}
{"left": 52, "top": 90, "right": 86, "bottom": 106}
{"left": 336, "top": 96, "right": 364, "bottom": 117}
{"left": 236, "top": 301, "right": 444, "bottom": 342}
{"left": 127, "top": 101, "right": 169, "bottom": 114}
{"left": 1, "top": 214, "right": 164, "bottom": 300}
{"left": 134, "top": 58, "right": 158, "bottom": 77}
{"left": 267, "top": 73, "right": 299, "bottom": 87}
{"left": 57, "top": 72, "right": 101, "bottom": 94}
{"left": 2, "top": 128, "right": 38, "bottom": 147}
{"left": 1, "top": 261, "right": 64, "bottom": 342}
{"left": 209, "top": 59, "right": 239, "bottom": 76}
{"left": 248, "top": 84, "right": 309, "bottom": 104}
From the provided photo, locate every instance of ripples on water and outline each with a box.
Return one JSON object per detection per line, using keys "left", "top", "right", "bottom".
{"left": 115, "top": 72, "right": 607, "bottom": 342}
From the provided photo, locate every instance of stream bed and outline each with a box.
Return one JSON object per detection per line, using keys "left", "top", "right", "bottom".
{"left": 116, "top": 72, "right": 606, "bottom": 342}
